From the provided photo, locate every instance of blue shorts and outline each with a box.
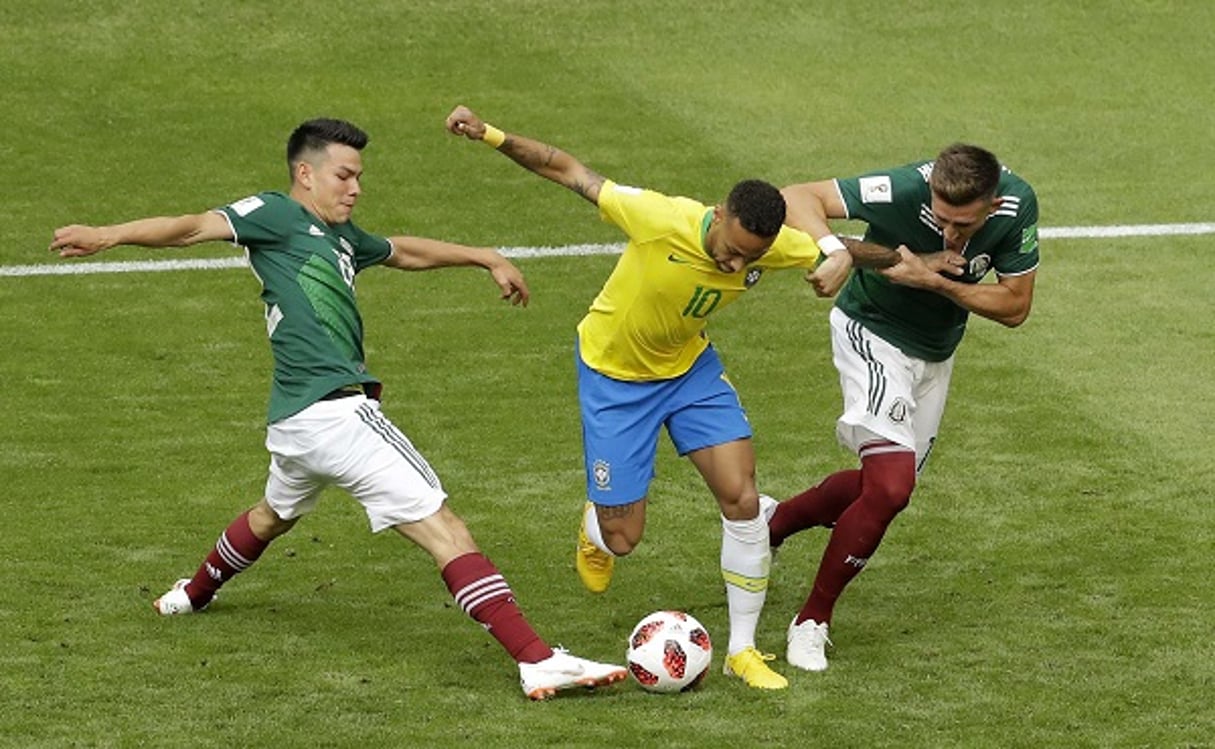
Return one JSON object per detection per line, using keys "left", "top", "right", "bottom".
{"left": 577, "top": 342, "right": 752, "bottom": 506}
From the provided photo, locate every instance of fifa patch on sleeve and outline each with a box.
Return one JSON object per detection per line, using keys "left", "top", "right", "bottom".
{"left": 1020, "top": 224, "right": 1039, "bottom": 254}
{"left": 230, "top": 195, "right": 265, "bottom": 217}
{"left": 858, "top": 176, "right": 893, "bottom": 204}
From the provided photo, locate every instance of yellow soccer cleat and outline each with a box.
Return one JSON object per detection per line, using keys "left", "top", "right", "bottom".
{"left": 575, "top": 503, "right": 614, "bottom": 593}
{"left": 723, "top": 647, "right": 788, "bottom": 690}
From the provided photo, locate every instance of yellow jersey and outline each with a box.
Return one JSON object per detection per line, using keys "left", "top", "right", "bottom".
{"left": 577, "top": 180, "right": 824, "bottom": 381}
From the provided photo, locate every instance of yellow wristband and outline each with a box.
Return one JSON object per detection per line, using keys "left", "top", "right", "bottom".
{"left": 482, "top": 124, "right": 506, "bottom": 149}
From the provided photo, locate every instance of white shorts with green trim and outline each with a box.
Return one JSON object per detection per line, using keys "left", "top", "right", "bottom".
{"left": 264, "top": 394, "right": 447, "bottom": 532}
{"left": 829, "top": 307, "right": 954, "bottom": 474}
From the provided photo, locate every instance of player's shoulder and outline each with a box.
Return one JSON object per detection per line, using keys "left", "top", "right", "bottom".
{"left": 997, "top": 165, "right": 1038, "bottom": 202}
{"left": 221, "top": 190, "right": 293, "bottom": 218}
{"left": 840, "top": 160, "right": 931, "bottom": 208}
{"left": 602, "top": 180, "right": 699, "bottom": 209}
{"left": 991, "top": 166, "right": 1038, "bottom": 223}
{"left": 600, "top": 180, "right": 705, "bottom": 233}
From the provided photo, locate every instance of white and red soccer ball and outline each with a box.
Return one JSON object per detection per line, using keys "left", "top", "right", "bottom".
{"left": 626, "top": 610, "right": 713, "bottom": 693}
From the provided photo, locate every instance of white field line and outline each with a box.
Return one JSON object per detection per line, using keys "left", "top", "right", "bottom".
{"left": 5, "top": 222, "right": 1213, "bottom": 278}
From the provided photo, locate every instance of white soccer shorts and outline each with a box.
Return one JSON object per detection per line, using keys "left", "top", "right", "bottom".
{"left": 263, "top": 395, "right": 447, "bottom": 532}
{"left": 829, "top": 307, "right": 955, "bottom": 474}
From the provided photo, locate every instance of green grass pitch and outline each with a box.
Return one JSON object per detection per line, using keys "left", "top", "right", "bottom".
{"left": 2, "top": 1, "right": 1213, "bottom": 747}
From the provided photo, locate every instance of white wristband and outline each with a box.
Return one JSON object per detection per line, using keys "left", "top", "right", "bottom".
{"left": 817, "top": 234, "right": 847, "bottom": 255}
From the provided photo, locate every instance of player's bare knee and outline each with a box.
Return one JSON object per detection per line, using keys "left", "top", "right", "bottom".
{"left": 602, "top": 529, "right": 641, "bottom": 556}
{"left": 718, "top": 490, "right": 760, "bottom": 522}
{"left": 250, "top": 500, "right": 296, "bottom": 540}
{"left": 435, "top": 505, "right": 478, "bottom": 549}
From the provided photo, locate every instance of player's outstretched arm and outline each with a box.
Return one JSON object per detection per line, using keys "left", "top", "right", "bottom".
{"left": 446, "top": 105, "right": 606, "bottom": 205}
{"left": 49, "top": 212, "right": 234, "bottom": 258}
{"left": 782, "top": 181, "right": 898, "bottom": 269}
{"left": 384, "top": 235, "right": 529, "bottom": 307}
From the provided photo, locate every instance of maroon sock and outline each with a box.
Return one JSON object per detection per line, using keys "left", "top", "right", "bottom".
{"left": 442, "top": 552, "right": 553, "bottom": 664}
{"left": 798, "top": 449, "right": 916, "bottom": 625}
{"left": 183, "top": 510, "right": 269, "bottom": 609}
{"left": 769, "top": 469, "right": 862, "bottom": 547}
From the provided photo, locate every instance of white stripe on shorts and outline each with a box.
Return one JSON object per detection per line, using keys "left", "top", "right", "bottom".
{"left": 356, "top": 402, "right": 441, "bottom": 488}
{"left": 846, "top": 317, "right": 887, "bottom": 416}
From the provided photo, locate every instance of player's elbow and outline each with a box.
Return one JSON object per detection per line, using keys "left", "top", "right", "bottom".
{"left": 1000, "top": 306, "right": 1031, "bottom": 328}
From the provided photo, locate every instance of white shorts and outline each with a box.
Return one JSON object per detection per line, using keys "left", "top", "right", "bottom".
{"left": 829, "top": 307, "right": 955, "bottom": 473}
{"left": 263, "top": 394, "right": 447, "bottom": 533}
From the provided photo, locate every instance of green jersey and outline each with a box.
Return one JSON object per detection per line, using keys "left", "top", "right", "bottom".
{"left": 834, "top": 160, "right": 1039, "bottom": 361}
{"left": 217, "top": 192, "right": 393, "bottom": 422}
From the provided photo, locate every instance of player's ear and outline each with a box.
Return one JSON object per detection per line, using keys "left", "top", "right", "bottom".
{"left": 294, "top": 160, "right": 313, "bottom": 189}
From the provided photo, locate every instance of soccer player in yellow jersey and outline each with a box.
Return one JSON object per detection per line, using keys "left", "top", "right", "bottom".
{"left": 446, "top": 105, "right": 890, "bottom": 690}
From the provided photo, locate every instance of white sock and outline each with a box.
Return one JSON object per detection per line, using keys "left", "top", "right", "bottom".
{"left": 583, "top": 503, "right": 614, "bottom": 556}
{"left": 721, "top": 511, "right": 771, "bottom": 655}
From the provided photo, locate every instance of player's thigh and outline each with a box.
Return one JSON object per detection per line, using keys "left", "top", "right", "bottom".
{"left": 910, "top": 356, "right": 955, "bottom": 473}
{"left": 685, "top": 438, "right": 758, "bottom": 516}
{"left": 830, "top": 308, "right": 920, "bottom": 452}
{"left": 265, "top": 398, "right": 448, "bottom": 531}
{"left": 330, "top": 398, "right": 448, "bottom": 533}
{"left": 577, "top": 356, "right": 665, "bottom": 506}
{"left": 391, "top": 504, "right": 477, "bottom": 567}
{"left": 666, "top": 345, "right": 752, "bottom": 458}
{"left": 264, "top": 406, "right": 339, "bottom": 521}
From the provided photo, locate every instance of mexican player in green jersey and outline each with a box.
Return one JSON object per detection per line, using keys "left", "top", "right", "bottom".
{"left": 769, "top": 144, "right": 1040, "bottom": 672}
{"left": 49, "top": 117, "right": 627, "bottom": 700}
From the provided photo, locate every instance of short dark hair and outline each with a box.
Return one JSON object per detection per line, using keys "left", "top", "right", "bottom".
{"left": 929, "top": 143, "right": 1001, "bottom": 206}
{"left": 725, "top": 179, "right": 786, "bottom": 238}
{"left": 286, "top": 118, "right": 369, "bottom": 173}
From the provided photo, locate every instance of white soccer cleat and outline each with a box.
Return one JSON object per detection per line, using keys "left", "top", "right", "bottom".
{"left": 519, "top": 648, "right": 628, "bottom": 701}
{"left": 152, "top": 578, "right": 208, "bottom": 616}
{"left": 786, "top": 617, "right": 832, "bottom": 672}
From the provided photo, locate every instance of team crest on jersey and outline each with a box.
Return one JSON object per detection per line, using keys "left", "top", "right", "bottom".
{"left": 887, "top": 398, "right": 909, "bottom": 424}
{"left": 593, "top": 459, "right": 612, "bottom": 491}
{"left": 744, "top": 267, "right": 763, "bottom": 287}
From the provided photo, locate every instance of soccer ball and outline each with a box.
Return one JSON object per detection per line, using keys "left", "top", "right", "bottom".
{"left": 625, "top": 610, "right": 712, "bottom": 693}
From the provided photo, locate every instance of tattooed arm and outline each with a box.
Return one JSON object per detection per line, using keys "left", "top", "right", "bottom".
{"left": 445, "top": 105, "right": 607, "bottom": 205}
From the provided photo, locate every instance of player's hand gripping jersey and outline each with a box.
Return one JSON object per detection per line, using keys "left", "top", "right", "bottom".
{"left": 577, "top": 181, "right": 824, "bottom": 381}
{"left": 834, "top": 161, "right": 1040, "bottom": 361}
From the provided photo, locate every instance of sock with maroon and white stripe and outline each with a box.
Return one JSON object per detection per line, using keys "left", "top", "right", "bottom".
{"left": 442, "top": 552, "right": 553, "bottom": 664}
{"left": 182, "top": 510, "right": 269, "bottom": 609}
